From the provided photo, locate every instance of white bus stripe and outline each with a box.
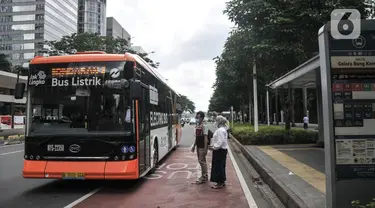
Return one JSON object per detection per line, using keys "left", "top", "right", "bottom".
{"left": 0, "top": 150, "right": 24, "bottom": 156}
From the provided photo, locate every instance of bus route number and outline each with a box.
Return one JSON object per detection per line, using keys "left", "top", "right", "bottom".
{"left": 47, "top": 144, "right": 64, "bottom": 152}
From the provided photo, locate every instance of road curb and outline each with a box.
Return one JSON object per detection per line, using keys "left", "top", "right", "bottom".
{"left": 0, "top": 134, "right": 25, "bottom": 146}
{"left": 230, "top": 134, "right": 309, "bottom": 208}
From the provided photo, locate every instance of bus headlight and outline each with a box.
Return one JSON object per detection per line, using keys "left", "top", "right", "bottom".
{"left": 29, "top": 155, "right": 34, "bottom": 160}
{"left": 114, "top": 156, "right": 119, "bottom": 160}
{"left": 36, "top": 155, "right": 40, "bottom": 160}
{"left": 24, "top": 155, "right": 28, "bottom": 159}
{"left": 121, "top": 146, "right": 128, "bottom": 153}
{"left": 129, "top": 154, "right": 135, "bottom": 160}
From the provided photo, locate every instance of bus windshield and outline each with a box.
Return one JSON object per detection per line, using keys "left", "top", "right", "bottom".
{"left": 26, "top": 61, "right": 134, "bottom": 136}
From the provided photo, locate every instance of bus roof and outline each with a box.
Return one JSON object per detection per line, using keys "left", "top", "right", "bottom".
{"left": 29, "top": 53, "right": 136, "bottom": 64}
{"left": 29, "top": 52, "right": 180, "bottom": 97}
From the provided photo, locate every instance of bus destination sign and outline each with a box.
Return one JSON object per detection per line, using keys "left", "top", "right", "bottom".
{"left": 51, "top": 66, "right": 106, "bottom": 77}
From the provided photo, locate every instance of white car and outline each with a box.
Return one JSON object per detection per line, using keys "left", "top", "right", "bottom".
{"left": 189, "top": 118, "right": 196, "bottom": 125}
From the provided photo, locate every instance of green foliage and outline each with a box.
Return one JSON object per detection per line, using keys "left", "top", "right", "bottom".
{"left": 352, "top": 199, "right": 375, "bottom": 208}
{"left": 11, "top": 65, "right": 28, "bottom": 76}
{"left": 42, "top": 32, "right": 159, "bottom": 68}
{"left": 232, "top": 123, "right": 318, "bottom": 145}
{"left": 178, "top": 95, "right": 196, "bottom": 112}
{"left": 209, "top": 0, "right": 372, "bottom": 120}
{"left": 0, "top": 53, "right": 12, "bottom": 72}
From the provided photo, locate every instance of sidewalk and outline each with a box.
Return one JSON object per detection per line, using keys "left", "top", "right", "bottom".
{"left": 74, "top": 148, "right": 252, "bottom": 208}
{"left": 231, "top": 135, "right": 326, "bottom": 208}
{"left": 0, "top": 128, "right": 24, "bottom": 137}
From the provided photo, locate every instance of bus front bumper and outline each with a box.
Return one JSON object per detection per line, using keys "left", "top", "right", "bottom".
{"left": 22, "top": 160, "right": 139, "bottom": 180}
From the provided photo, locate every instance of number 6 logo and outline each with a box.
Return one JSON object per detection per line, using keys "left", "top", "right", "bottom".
{"left": 330, "top": 9, "right": 361, "bottom": 40}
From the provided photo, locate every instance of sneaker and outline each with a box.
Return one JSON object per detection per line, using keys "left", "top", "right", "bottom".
{"left": 211, "top": 183, "right": 225, "bottom": 189}
{"left": 193, "top": 176, "right": 208, "bottom": 184}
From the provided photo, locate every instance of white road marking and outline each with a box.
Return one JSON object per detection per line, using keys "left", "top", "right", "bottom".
{"left": 0, "top": 143, "right": 24, "bottom": 149}
{"left": 228, "top": 145, "right": 258, "bottom": 208}
{"left": 64, "top": 188, "right": 102, "bottom": 208}
{"left": 0, "top": 150, "right": 24, "bottom": 156}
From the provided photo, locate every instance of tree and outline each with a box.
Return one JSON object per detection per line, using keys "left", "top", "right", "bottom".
{"left": 0, "top": 53, "right": 12, "bottom": 72}
{"left": 42, "top": 32, "right": 160, "bottom": 68}
{"left": 178, "top": 95, "right": 196, "bottom": 113}
{"left": 11, "top": 65, "right": 28, "bottom": 76}
{"left": 210, "top": 0, "right": 371, "bottom": 128}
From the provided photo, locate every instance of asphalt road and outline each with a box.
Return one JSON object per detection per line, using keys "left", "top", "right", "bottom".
{"left": 0, "top": 124, "right": 274, "bottom": 208}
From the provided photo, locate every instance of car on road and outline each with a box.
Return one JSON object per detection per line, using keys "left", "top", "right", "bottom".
{"left": 189, "top": 118, "right": 196, "bottom": 125}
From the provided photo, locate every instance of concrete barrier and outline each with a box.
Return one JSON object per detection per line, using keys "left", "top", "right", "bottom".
{"left": 230, "top": 134, "right": 309, "bottom": 208}
{"left": 0, "top": 132, "right": 25, "bottom": 146}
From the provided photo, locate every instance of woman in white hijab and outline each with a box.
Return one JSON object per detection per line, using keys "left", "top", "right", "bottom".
{"left": 209, "top": 115, "right": 229, "bottom": 189}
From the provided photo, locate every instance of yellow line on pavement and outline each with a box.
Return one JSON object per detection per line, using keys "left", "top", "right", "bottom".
{"left": 258, "top": 146, "right": 326, "bottom": 193}
{"left": 275, "top": 148, "right": 324, "bottom": 151}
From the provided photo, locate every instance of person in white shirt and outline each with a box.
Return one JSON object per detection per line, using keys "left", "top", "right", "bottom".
{"left": 303, "top": 115, "right": 309, "bottom": 130}
{"left": 209, "top": 115, "right": 229, "bottom": 189}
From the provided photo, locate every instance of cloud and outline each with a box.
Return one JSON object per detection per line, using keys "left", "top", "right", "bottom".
{"left": 107, "top": 0, "right": 233, "bottom": 111}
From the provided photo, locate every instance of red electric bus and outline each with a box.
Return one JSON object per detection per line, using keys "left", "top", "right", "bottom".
{"left": 14, "top": 51, "right": 182, "bottom": 180}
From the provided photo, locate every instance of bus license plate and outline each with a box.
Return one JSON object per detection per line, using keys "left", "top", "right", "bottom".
{"left": 62, "top": 172, "right": 85, "bottom": 180}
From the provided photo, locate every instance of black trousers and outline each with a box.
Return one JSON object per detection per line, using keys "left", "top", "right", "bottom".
{"left": 303, "top": 123, "right": 308, "bottom": 130}
{"left": 210, "top": 149, "right": 228, "bottom": 183}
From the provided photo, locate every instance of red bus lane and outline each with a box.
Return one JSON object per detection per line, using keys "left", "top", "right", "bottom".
{"left": 74, "top": 148, "right": 250, "bottom": 208}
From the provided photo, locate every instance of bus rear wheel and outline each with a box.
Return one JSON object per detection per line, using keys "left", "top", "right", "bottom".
{"left": 150, "top": 140, "right": 158, "bottom": 174}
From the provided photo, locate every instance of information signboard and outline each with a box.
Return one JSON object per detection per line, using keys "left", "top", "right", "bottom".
{"left": 330, "top": 30, "right": 375, "bottom": 180}
{"left": 319, "top": 19, "right": 375, "bottom": 208}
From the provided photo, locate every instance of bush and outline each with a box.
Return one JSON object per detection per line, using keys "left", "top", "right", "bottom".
{"left": 232, "top": 123, "right": 318, "bottom": 145}
{"left": 352, "top": 199, "right": 375, "bottom": 208}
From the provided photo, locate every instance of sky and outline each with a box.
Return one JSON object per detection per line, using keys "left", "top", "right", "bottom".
{"left": 107, "top": 0, "right": 234, "bottom": 112}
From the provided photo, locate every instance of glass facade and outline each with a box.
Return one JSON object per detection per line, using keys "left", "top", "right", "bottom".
{"left": 0, "top": 0, "right": 78, "bottom": 66}
{"left": 78, "top": 0, "right": 106, "bottom": 36}
{"left": 106, "top": 17, "right": 131, "bottom": 44}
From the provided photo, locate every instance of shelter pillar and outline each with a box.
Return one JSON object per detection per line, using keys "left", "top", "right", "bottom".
{"left": 303, "top": 87, "right": 308, "bottom": 116}
{"left": 266, "top": 88, "right": 270, "bottom": 126}
{"left": 275, "top": 89, "right": 279, "bottom": 125}
{"left": 315, "top": 68, "right": 324, "bottom": 146}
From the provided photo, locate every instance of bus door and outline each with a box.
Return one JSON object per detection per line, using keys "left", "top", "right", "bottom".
{"left": 166, "top": 97, "right": 173, "bottom": 150}
{"left": 138, "top": 85, "right": 151, "bottom": 173}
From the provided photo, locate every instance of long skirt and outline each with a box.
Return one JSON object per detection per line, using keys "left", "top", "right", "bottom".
{"left": 210, "top": 148, "right": 228, "bottom": 183}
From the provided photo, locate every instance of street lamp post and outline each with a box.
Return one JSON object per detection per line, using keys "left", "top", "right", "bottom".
{"left": 253, "top": 60, "right": 259, "bottom": 132}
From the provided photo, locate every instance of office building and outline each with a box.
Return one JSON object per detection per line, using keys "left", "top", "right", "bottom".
{"left": 106, "top": 17, "right": 131, "bottom": 43}
{"left": 78, "top": 0, "right": 106, "bottom": 35}
{"left": 132, "top": 46, "right": 147, "bottom": 54}
{"left": 0, "top": 0, "right": 78, "bottom": 66}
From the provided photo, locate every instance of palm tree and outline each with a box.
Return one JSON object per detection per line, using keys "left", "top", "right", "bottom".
{"left": 0, "top": 53, "right": 12, "bottom": 72}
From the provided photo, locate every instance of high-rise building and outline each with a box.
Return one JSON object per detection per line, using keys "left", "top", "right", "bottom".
{"left": 132, "top": 46, "right": 147, "bottom": 54}
{"left": 0, "top": 0, "right": 78, "bottom": 66}
{"left": 106, "top": 17, "right": 131, "bottom": 43}
{"left": 78, "top": 0, "right": 106, "bottom": 35}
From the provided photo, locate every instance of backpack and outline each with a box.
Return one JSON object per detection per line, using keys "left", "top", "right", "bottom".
{"left": 208, "top": 129, "right": 214, "bottom": 145}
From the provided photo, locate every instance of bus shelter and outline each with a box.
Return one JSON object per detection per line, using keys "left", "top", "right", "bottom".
{"left": 265, "top": 55, "right": 324, "bottom": 145}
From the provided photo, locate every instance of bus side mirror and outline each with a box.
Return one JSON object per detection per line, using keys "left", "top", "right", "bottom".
{"left": 14, "top": 83, "right": 26, "bottom": 99}
{"left": 124, "top": 61, "right": 135, "bottom": 71}
{"left": 130, "top": 80, "right": 141, "bottom": 100}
